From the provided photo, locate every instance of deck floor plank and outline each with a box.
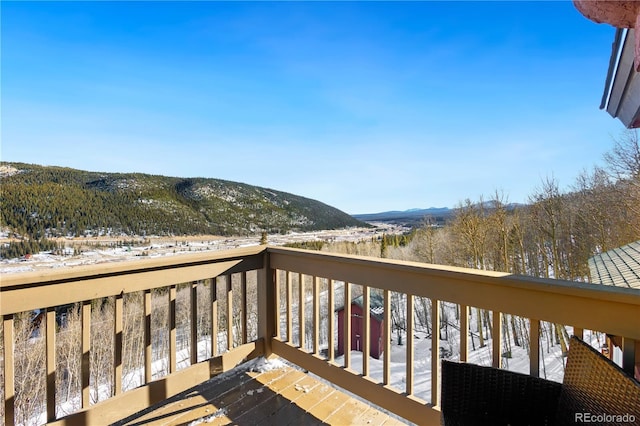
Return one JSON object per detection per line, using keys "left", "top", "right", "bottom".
{"left": 234, "top": 370, "right": 310, "bottom": 424}
{"left": 117, "top": 361, "right": 408, "bottom": 426}
{"left": 255, "top": 375, "right": 328, "bottom": 425}
{"left": 351, "top": 406, "right": 396, "bottom": 426}
{"left": 170, "top": 367, "right": 294, "bottom": 425}
{"left": 325, "top": 397, "right": 391, "bottom": 425}
{"left": 303, "top": 386, "right": 351, "bottom": 421}
{"left": 118, "top": 368, "right": 259, "bottom": 426}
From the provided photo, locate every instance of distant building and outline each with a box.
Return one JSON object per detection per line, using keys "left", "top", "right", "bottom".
{"left": 337, "top": 292, "right": 385, "bottom": 359}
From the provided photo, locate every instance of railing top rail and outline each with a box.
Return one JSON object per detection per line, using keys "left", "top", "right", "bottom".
{"left": 266, "top": 246, "right": 640, "bottom": 305}
{"left": 0, "top": 245, "right": 266, "bottom": 315}
{"left": 1, "top": 245, "right": 266, "bottom": 288}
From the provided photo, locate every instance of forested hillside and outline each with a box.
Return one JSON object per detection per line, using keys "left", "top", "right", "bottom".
{"left": 0, "top": 162, "right": 363, "bottom": 244}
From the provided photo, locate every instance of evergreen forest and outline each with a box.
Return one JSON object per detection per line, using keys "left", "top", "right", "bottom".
{"left": 0, "top": 163, "right": 364, "bottom": 258}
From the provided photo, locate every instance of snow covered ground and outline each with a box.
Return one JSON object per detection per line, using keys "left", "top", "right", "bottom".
{"left": 0, "top": 224, "right": 407, "bottom": 274}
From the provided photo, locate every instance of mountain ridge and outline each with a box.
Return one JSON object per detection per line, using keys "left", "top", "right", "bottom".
{"left": 353, "top": 203, "right": 525, "bottom": 227}
{"left": 0, "top": 162, "right": 365, "bottom": 238}
{"left": 352, "top": 207, "right": 453, "bottom": 226}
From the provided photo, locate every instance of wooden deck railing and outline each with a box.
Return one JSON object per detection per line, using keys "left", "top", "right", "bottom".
{"left": 1, "top": 246, "right": 640, "bottom": 425}
{"left": 267, "top": 247, "right": 640, "bottom": 425}
{"left": 1, "top": 246, "right": 271, "bottom": 426}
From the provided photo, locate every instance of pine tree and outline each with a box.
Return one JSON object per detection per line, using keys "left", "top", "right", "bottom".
{"left": 380, "top": 234, "right": 388, "bottom": 258}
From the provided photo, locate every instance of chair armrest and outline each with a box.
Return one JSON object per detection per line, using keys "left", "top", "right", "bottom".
{"left": 556, "top": 336, "right": 640, "bottom": 425}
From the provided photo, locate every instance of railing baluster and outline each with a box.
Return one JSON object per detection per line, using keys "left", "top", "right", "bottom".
{"left": 622, "top": 337, "right": 636, "bottom": 377}
{"left": 286, "top": 271, "right": 293, "bottom": 343}
{"left": 431, "top": 299, "right": 441, "bottom": 406}
{"left": 144, "top": 290, "right": 152, "bottom": 384}
{"left": 363, "top": 285, "right": 370, "bottom": 377}
{"left": 344, "top": 281, "right": 351, "bottom": 369}
{"left": 573, "top": 326, "right": 584, "bottom": 339}
{"left": 242, "top": 271, "right": 248, "bottom": 344}
{"left": 114, "top": 293, "right": 123, "bottom": 394}
{"left": 3, "top": 314, "right": 15, "bottom": 426}
{"left": 328, "top": 279, "right": 335, "bottom": 362}
{"left": 299, "top": 273, "right": 305, "bottom": 350}
{"left": 256, "top": 255, "right": 276, "bottom": 357}
{"left": 169, "top": 285, "right": 177, "bottom": 373}
{"left": 406, "top": 294, "right": 414, "bottom": 396}
{"left": 46, "top": 307, "right": 56, "bottom": 420}
{"left": 383, "top": 290, "right": 391, "bottom": 385}
{"left": 460, "top": 304, "right": 469, "bottom": 362}
{"left": 492, "top": 310, "right": 502, "bottom": 368}
{"left": 190, "top": 281, "right": 198, "bottom": 365}
{"left": 226, "top": 275, "right": 233, "bottom": 351}
{"left": 530, "top": 319, "right": 540, "bottom": 377}
{"left": 313, "top": 276, "right": 320, "bottom": 355}
{"left": 82, "top": 301, "right": 91, "bottom": 408}
{"left": 211, "top": 278, "right": 218, "bottom": 357}
{"left": 275, "top": 271, "right": 281, "bottom": 340}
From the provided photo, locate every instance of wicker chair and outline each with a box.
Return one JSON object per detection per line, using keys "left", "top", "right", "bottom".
{"left": 441, "top": 336, "right": 640, "bottom": 426}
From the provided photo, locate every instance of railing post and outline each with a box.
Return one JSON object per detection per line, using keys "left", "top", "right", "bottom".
{"left": 258, "top": 249, "right": 275, "bottom": 357}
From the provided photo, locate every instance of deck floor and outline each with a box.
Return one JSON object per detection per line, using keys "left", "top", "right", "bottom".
{"left": 114, "top": 358, "right": 409, "bottom": 426}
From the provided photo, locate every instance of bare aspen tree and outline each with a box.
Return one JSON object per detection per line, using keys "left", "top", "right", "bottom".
{"left": 604, "top": 130, "right": 640, "bottom": 238}
{"left": 14, "top": 312, "right": 46, "bottom": 425}
{"left": 529, "top": 176, "right": 565, "bottom": 280}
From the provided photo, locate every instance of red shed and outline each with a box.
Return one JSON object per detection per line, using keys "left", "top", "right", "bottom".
{"left": 336, "top": 292, "right": 385, "bottom": 359}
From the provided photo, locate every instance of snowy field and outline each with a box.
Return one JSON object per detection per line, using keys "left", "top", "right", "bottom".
{"left": 0, "top": 223, "right": 406, "bottom": 274}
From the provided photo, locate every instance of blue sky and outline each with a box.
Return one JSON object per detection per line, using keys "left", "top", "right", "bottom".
{"left": 1, "top": 1, "right": 626, "bottom": 214}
